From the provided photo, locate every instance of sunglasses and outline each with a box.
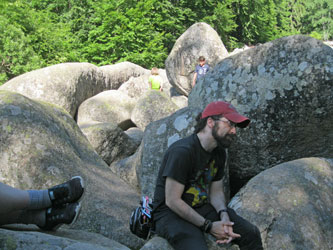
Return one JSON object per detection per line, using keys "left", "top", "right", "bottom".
{"left": 213, "top": 118, "right": 237, "bottom": 128}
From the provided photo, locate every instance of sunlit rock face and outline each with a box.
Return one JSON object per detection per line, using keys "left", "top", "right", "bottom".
{"left": 165, "top": 22, "right": 229, "bottom": 96}
{"left": 229, "top": 157, "right": 333, "bottom": 250}
{"left": 77, "top": 89, "right": 136, "bottom": 130}
{"left": 0, "top": 61, "right": 150, "bottom": 118}
{"left": 189, "top": 35, "right": 333, "bottom": 180}
{"left": 99, "top": 61, "right": 150, "bottom": 90}
{"left": 131, "top": 90, "right": 179, "bottom": 130}
{"left": 0, "top": 63, "right": 106, "bottom": 117}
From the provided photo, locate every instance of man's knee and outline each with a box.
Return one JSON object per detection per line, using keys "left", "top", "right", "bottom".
{"left": 155, "top": 216, "right": 207, "bottom": 250}
{"left": 168, "top": 230, "right": 207, "bottom": 250}
{"left": 236, "top": 224, "right": 263, "bottom": 250}
{"left": 249, "top": 224, "right": 262, "bottom": 242}
{"left": 170, "top": 225, "right": 203, "bottom": 238}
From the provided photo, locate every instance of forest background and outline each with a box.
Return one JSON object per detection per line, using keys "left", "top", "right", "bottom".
{"left": 0, "top": 0, "right": 332, "bottom": 86}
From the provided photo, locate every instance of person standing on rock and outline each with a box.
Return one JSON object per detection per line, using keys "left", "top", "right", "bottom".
{"left": 152, "top": 101, "right": 263, "bottom": 250}
{"left": 0, "top": 176, "right": 84, "bottom": 231}
{"left": 148, "top": 67, "right": 163, "bottom": 91}
{"left": 192, "top": 56, "right": 210, "bottom": 87}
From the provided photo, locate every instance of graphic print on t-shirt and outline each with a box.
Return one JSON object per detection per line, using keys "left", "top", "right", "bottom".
{"left": 184, "top": 159, "right": 218, "bottom": 207}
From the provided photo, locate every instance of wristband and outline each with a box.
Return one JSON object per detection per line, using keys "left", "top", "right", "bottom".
{"left": 218, "top": 209, "right": 228, "bottom": 218}
{"left": 200, "top": 219, "right": 213, "bottom": 233}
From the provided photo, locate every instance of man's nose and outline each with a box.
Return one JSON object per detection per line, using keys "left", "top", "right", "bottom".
{"left": 230, "top": 127, "right": 237, "bottom": 134}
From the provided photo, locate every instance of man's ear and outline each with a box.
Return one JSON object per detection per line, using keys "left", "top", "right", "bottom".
{"left": 206, "top": 117, "right": 215, "bottom": 128}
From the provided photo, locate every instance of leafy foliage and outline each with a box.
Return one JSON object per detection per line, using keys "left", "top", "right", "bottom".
{"left": 300, "top": 0, "right": 333, "bottom": 40}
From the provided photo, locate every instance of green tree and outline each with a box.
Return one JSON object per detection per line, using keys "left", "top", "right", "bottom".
{"left": 0, "top": 1, "right": 42, "bottom": 84}
{"left": 301, "top": 0, "right": 333, "bottom": 40}
{"left": 83, "top": 0, "right": 188, "bottom": 68}
{"left": 232, "top": 0, "right": 282, "bottom": 45}
{"left": 0, "top": 0, "right": 84, "bottom": 84}
{"left": 0, "top": 15, "right": 41, "bottom": 84}
{"left": 202, "top": 0, "right": 238, "bottom": 49}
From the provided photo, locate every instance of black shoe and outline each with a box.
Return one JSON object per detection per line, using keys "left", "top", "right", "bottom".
{"left": 39, "top": 202, "right": 82, "bottom": 231}
{"left": 48, "top": 176, "right": 84, "bottom": 207}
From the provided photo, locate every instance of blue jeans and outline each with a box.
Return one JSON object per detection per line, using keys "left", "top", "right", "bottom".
{"left": 154, "top": 204, "right": 263, "bottom": 250}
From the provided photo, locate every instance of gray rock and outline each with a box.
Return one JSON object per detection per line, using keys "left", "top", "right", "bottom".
{"left": 0, "top": 228, "right": 112, "bottom": 250}
{"left": 99, "top": 61, "right": 150, "bottom": 90}
{"left": 118, "top": 75, "right": 150, "bottom": 100}
{"left": 0, "top": 90, "right": 143, "bottom": 249}
{"left": 189, "top": 35, "right": 333, "bottom": 180}
{"left": 0, "top": 63, "right": 105, "bottom": 118}
{"left": 131, "top": 90, "right": 179, "bottom": 130}
{"left": 165, "top": 22, "right": 228, "bottom": 96}
{"left": 110, "top": 142, "right": 143, "bottom": 191}
{"left": 229, "top": 157, "right": 333, "bottom": 250}
{"left": 0, "top": 226, "right": 129, "bottom": 250}
{"left": 77, "top": 90, "right": 136, "bottom": 130}
{"left": 171, "top": 95, "right": 188, "bottom": 108}
{"left": 323, "top": 41, "right": 333, "bottom": 48}
{"left": 48, "top": 228, "right": 130, "bottom": 250}
{"left": 81, "top": 123, "right": 138, "bottom": 165}
{"left": 124, "top": 127, "right": 144, "bottom": 146}
{"left": 158, "top": 68, "right": 175, "bottom": 97}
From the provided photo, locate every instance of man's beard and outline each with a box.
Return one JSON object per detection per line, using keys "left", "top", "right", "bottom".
{"left": 212, "top": 125, "right": 236, "bottom": 148}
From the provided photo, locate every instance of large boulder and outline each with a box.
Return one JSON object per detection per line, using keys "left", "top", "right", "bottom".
{"left": 81, "top": 123, "right": 138, "bottom": 165}
{"left": 118, "top": 75, "right": 150, "bottom": 100}
{"left": 0, "top": 90, "right": 143, "bottom": 249}
{"left": 131, "top": 90, "right": 179, "bottom": 130}
{"left": 138, "top": 107, "right": 231, "bottom": 200}
{"left": 99, "top": 61, "right": 150, "bottom": 90}
{"left": 158, "top": 68, "right": 175, "bottom": 97}
{"left": 110, "top": 143, "right": 143, "bottom": 190}
{"left": 124, "top": 127, "right": 144, "bottom": 147}
{"left": 0, "top": 227, "right": 130, "bottom": 250}
{"left": 171, "top": 95, "right": 188, "bottom": 109}
{"left": 118, "top": 68, "right": 175, "bottom": 100}
{"left": 0, "top": 63, "right": 105, "bottom": 117}
{"left": 165, "top": 22, "right": 228, "bottom": 96}
{"left": 229, "top": 157, "right": 333, "bottom": 250}
{"left": 189, "top": 35, "right": 333, "bottom": 180}
{"left": 77, "top": 90, "right": 136, "bottom": 130}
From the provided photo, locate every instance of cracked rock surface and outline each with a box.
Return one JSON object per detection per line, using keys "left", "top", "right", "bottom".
{"left": 189, "top": 35, "right": 333, "bottom": 180}
{"left": 229, "top": 157, "right": 333, "bottom": 250}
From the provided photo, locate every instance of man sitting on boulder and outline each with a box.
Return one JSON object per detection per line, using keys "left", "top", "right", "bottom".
{"left": 0, "top": 176, "right": 84, "bottom": 230}
{"left": 152, "top": 101, "right": 263, "bottom": 250}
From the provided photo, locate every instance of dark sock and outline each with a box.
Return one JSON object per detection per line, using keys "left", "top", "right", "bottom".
{"left": 27, "top": 190, "right": 52, "bottom": 210}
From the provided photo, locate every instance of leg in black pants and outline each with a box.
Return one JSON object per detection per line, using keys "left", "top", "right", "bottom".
{"left": 154, "top": 205, "right": 263, "bottom": 250}
{"left": 154, "top": 209, "right": 208, "bottom": 250}
{"left": 226, "top": 207, "right": 263, "bottom": 250}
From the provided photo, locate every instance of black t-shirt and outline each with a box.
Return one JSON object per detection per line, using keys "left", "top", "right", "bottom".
{"left": 153, "top": 134, "right": 226, "bottom": 218}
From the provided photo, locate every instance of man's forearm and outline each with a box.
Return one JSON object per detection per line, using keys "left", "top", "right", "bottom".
{"left": 210, "top": 181, "right": 228, "bottom": 217}
{"left": 166, "top": 198, "right": 205, "bottom": 227}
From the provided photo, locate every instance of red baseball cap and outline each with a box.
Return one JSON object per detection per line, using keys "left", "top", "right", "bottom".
{"left": 201, "top": 101, "right": 250, "bottom": 128}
